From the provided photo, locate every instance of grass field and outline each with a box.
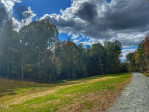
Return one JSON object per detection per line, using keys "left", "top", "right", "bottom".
{"left": 0, "top": 73, "right": 131, "bottom": 112}
{"left": 143, "top": 73, "right": 149, "bottom": 77}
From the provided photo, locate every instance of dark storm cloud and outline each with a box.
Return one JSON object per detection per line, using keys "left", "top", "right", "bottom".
{"left": 41, "top": 0, "right": 149, "bottom": 46}
{"left": 75, "top": 2, "right": 98, "bottom": 22}
{"left": 104, "top": 0, "right": 149, "bottom": 30}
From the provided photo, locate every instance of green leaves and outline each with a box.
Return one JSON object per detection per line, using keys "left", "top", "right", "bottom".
{"left": 0, "top": 16, "right": 123, "bottom": 82}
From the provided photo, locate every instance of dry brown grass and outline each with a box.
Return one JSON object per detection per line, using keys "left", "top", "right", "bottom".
{"left": 57, "top": 75, "right": 132, "bottom": 112}
{"left": 0, "top": 76, "right": 114, "bottom": 106}
{"left": 0, "top": 73, "right": 132, "bottom": 112}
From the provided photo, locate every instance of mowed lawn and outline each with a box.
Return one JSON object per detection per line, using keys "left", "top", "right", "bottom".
{"left": 0, "top": 73, "right": 131, "bottom": 112}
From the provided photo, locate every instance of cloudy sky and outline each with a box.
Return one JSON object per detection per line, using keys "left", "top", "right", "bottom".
{"left": 1, "top": 0, "right": 149, "bottom": 60}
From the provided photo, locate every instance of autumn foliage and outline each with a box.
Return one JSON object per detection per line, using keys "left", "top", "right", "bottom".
{"left": 127, "top": 36, "right": 149, "bottom": 72}
{"left": 144, "top": 36, "right": 149, "bottom": 56}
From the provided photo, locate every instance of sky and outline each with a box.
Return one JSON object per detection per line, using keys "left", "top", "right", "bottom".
{"left": 1, "top": 0, "right": 149, "bottom": 61}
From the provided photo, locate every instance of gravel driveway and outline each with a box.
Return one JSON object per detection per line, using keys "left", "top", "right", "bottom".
{"left": 108, "top": 73, "right": 149, "bottom": 112}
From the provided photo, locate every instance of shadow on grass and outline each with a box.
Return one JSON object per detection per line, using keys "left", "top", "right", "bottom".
{"left": 0, "top": 73, "right": 129, "bottom": 98}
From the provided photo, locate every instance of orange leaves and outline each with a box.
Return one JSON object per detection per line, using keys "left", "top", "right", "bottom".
{"left": 144, "top": 36, "right": 149, "bottom": 56}
{"left": 66, "top": 38, "right": 74, "bottom": 47}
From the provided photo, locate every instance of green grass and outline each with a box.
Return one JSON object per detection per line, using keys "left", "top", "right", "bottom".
{"left": 0, "top": 73, "right": 131, "bottom": 112}
{"left": 143, "top": 73, "right": 149, "bottom": 77}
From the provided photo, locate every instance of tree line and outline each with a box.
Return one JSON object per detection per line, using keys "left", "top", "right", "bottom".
{"left": 126, "top": 36, "right": 149, "bottom": 72}
{"left": 0, "top": 6, "right": 127, "bottom": 82}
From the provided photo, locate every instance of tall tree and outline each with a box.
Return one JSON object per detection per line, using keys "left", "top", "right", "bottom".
{"left": 20, "top": 19, "right": 59, "bottom": 80}
{"left": 90, "top": 43, "right": 105, "bottom": 75}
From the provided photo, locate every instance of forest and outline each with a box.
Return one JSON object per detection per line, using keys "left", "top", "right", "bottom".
{"left": 1, "top": 0, "right": 149, "bottom": 112}
{"left": 0, "top": 5, "right": 127, "bottom": 82}
{"left": 126, "top": 36, "right": 149, "bottom": 72}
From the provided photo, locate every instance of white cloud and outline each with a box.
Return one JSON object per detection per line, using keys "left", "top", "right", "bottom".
{"left": 1, "top": 0, "right": 148, "bottom": 60}
{"left": 73, "top": 39, "right": 79, "bottom": 43}
{"left": 13, "top": 7, "right": 36, "bottom": 31}
{"left": 40, "top": 0, "right": 149, "bottom": 59}
{"left": 1, "top": 0, "right": 21, "bottom": 15}
{"left": 72, "top": 34, "right": 79, "bottom": 39}
{"left": 1, "top": 0, "right": 36, "bottom": 31}
{"left": 12, "top": 17, "right": 21, "bottom": 31}
{"left": 40, "top": 0, "right": 149, "bottom": 47}
{"left": 22, "top": 7, "right": 36, "bottom": 25}
{"left": 120, "top": 48, "right": 136, "bottom": 60}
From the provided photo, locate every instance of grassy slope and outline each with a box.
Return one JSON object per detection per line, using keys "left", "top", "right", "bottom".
{"left": 0, "top": 73, "right": 131, "bottom": 112}
{"left": 143, "top": 73, "right": 149, "bottom": 77}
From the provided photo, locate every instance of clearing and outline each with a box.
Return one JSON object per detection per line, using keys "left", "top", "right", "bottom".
{"left": 0, "top": 73, "right": 131, "bottom": 112}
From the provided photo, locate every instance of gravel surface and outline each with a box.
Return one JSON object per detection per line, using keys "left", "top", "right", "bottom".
{"left": 108, "top": 73, "right": 149, "bottom": 112}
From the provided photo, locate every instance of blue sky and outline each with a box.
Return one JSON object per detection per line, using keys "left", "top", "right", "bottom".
{"left": 3, "top": 0, "right": 148, "bottom": 60}
{"left": 15, "top": 0, "right": 71, "bottom": 17}
{"left": 14, "top": 0, "right": 72, "bottom": 42}
{"left": 15, "top": 0, "right": 96, "bottom": 44}
{"left": 13, "top": 0, "right": 112, "bottom": 43}
{"left": 106, "top": 0, "right": 111, "bottom": 3}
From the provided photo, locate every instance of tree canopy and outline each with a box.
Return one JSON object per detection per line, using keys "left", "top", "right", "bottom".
{"left": 0, "top": 9, "right": 126, "bottom": 82}
{"left": 126, "top": 36, "right": 149, "bottom": 72}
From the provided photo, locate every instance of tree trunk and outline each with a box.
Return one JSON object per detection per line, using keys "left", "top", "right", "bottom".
{"left": 100, "top": 64, "right": 104, "bottom": 75}
{"left": 43, "top": 53, "right": 46, "bottom": 81}
{"left": 99, "top": 59, "right": 104, "bottom": 75}
{"left": 38, "top": 51, "right": 41, "bottom": 73}
{"left": 68, "top": 61, "right": 70, "bottom": 80}
{"left": 141, "top": 63, "right": 144, "bottom": 72}
{"left": 52, "top": 62, "right": 56, "bottom": 81}
{"left": 21, "top": 60, "right": 24, "bottom": 80}
{"left": 7, "top": 49, "right": 10, "bottom": 79}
